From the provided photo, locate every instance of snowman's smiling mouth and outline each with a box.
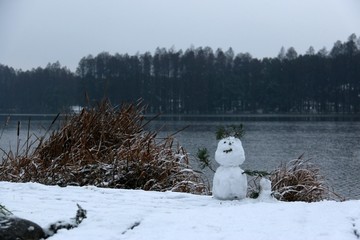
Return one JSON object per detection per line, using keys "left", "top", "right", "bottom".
{"left": 223, "top": 148, "right": 233, "bottom": 153}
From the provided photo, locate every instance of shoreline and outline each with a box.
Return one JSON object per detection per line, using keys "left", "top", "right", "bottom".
{"left": 0, "top": 113, "right": 360, "bottom": 121}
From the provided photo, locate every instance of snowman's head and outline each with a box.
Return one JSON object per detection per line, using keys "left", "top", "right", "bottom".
{"left": 215, "top": 136, "right": 245, "bottom": 166}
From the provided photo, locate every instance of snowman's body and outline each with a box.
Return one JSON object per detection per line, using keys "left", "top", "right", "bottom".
{"left": 212, "top": 166, "right": 247, "bottom": 200}
{"left": 258, "top": 178, "right": 273, "bottom": 201}
{"left": 212, "top": 137, "right": 247, "bottom": 200}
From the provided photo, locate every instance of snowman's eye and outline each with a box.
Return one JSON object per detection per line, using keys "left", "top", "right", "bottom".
{"left": 223, "top": 141, "right": 226, "bottom": 144}
{"left": 229, "top": 142, "right": 232, "bottom": 146}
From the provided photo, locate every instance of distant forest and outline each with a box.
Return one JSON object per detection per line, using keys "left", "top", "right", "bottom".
{"left": 1, "top": 33, "right": 360, "bottom": 114}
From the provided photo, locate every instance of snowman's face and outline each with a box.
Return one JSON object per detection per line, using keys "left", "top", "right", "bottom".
{"left": 221, "top": 138, "right": 235, "bottom": 154}
{"left": 215, "top": 136, "right": 245, "bottom": 166}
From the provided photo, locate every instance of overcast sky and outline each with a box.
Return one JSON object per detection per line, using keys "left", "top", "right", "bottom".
{"left": 0, "top": 0, "right": 359, "bottom": 71}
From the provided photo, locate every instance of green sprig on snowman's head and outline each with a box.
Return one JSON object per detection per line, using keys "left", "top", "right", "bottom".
{"left": 216, "top": 124, "right": 245, "bottom": 140}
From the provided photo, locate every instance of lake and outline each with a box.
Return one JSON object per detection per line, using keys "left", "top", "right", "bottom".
{"left": 1, "top": 115, "right": 359, "bottom": 199}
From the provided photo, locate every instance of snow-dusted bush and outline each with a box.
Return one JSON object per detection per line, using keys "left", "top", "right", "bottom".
{"left": 0, "top": 100, "right": 209, "bottom": 195}
{"left": 270, "top": 155, "right": 342, "bottom": 202}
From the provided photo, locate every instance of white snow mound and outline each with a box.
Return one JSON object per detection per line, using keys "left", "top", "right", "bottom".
{"left": 1, "top": 182, "right": 360, "bottom": 240}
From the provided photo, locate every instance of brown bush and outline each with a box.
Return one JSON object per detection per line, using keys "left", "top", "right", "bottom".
{"left": 0, "top": 100, "right": 209, "bottom": 195}
{"left": 270, "top": 155, "right": 342, "bottom": 202}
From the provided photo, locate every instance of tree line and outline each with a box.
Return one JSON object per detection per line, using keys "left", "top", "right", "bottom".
{"left": 1, "top": 33, "right": 360, "bottom": 114}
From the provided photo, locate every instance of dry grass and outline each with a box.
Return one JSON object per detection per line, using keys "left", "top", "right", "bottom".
{"left": 0, "top": 204, "right": 12, "bottom": 216}
{"left": 0, "top": 100, "right": 209, "bottom": 195}
{"left": 270, "top": 154, "right": 342, "bottom": 202}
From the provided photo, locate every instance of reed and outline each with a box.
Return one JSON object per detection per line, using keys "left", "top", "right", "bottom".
{"left": 270, "top": 154, "right": 342, "bottom": 202}
{"left": 0, "top": 100, "right": 209, "bottom": 195}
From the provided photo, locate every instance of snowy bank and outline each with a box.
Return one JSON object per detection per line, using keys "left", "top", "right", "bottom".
{"left": 1, "top": 181, "right": 360, "bottom": 240}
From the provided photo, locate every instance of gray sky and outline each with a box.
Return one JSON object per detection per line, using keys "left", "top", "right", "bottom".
{"left": 0, "top": 0, "right": 359, "bottom": 71}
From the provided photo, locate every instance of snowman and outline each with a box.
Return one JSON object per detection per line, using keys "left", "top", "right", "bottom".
{"left": 257, "top": 177, "right": 273, "bottom": 201}
{"left": 212, "top": 136, "right": 247, "bottom": 200}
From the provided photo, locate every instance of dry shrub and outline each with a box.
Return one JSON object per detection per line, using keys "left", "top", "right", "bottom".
{"left": 0, "top": 100, "right": 209, "bottom": 195}
{"left": 270, "top": 155, "right": 341, "bottom": 202}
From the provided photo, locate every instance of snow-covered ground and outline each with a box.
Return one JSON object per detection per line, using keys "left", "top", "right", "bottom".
{"left": 1, "top": 181, "right": 360, "bottom": 240}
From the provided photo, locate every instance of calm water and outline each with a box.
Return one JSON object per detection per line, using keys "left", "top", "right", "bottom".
{"left": 1, "top": 116, "right": 359, "bottom": 199}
